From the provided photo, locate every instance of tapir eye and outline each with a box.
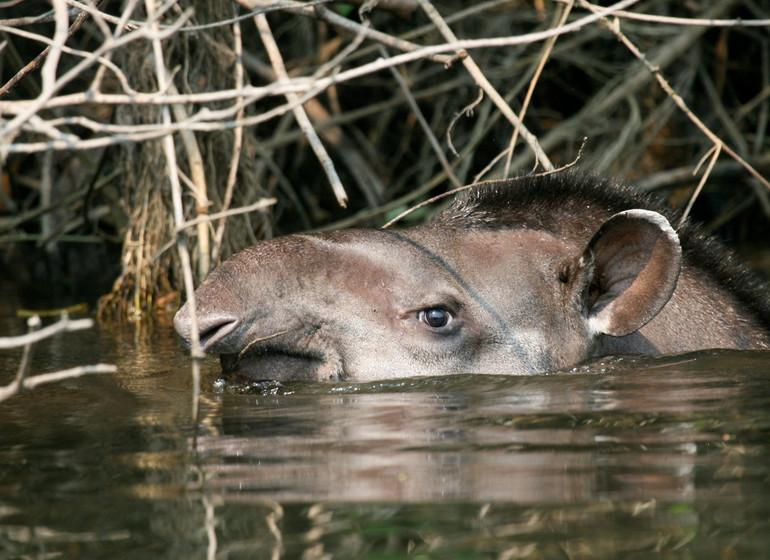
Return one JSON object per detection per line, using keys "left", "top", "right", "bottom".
{"left": 419, "top": 308, "right": 452, "bottom": 328}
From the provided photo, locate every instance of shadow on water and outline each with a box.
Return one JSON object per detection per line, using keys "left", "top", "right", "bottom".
{"left": 1, "top": 281, "right": 769, "bottom": 558}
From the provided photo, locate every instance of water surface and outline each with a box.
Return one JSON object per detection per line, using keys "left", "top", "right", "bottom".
{"left": 1, "top": 290, "right": 769, "bottom": 559}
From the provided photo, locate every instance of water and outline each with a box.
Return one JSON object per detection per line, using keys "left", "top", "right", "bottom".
{"left": 1, "top": 287, "right": 770, "bottom": 559}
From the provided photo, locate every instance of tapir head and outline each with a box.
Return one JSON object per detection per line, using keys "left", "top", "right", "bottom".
{"left": 174, "top": 197, "right": 682, "bottom": 381}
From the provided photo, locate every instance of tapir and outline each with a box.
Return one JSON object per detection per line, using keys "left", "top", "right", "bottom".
{"left": 174, "top": 173, "right": 770, "bottom": 381}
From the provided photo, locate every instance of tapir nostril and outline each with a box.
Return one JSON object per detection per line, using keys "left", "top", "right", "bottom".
{"left": 174, "top": 305, "right": 241, "bottom": 353}
{"left": 196, "top": 316, "right": 240, "bottom": 352}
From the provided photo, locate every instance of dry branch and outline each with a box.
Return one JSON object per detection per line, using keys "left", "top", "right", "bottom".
{"left": 577, "top": 0, "right": 770, "bottom": 195}
{"left": 142, "top": 0, "right": 202, "bottom": 427}
{"left": 417, "top": 0, "right": 554, "bottom": 171}
{"left": 255, "top": 11, "right": 348, "bottom": 207}
{"left": 0, "top": 314, "right": 116, "bottom": 404}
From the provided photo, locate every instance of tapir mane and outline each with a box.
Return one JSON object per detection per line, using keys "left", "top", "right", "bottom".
{"left": 432, "top": 172, "right": 770, "bottom": 332}
{"left": 435, "top": 173, "right": 672, "bottom": 233}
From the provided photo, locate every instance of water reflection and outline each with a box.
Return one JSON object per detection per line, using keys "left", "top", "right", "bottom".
{"left": 186, "top": 352, "right": 770, "bottom": 558}
{"left": 193, "top": 358, "right": 748, "bottom": 505}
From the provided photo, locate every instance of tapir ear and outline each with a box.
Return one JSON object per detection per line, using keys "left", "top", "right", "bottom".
{"left": 582, "top": 209, "right": 682, "bottom": 337}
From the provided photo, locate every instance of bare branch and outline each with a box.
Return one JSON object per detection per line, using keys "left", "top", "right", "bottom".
{"left": 504, "top": 1, "right": 573, "bottom": 177}
{"left": 255, "top": 12, "right": 348, "bottom": 207}
{"left": 417, "top": 0, "right": 554, "bottom": 171}
{"left": 577, "top": 0, "right": 770, "bottom": 194}
{"left": 0, "top": 314, "right": 95, "bottom": 349}
{"left": 211, "top": 4, "right": 247, "bottom": 265}
{"left": 0, "top": 313, "right": 116, "bottom": 404}
{"left": 20, "top": 364, "right": 116, "bottom": 391}
{"left": 0, "top": 4, "right": 192, "bottom": 145}
{"left": 242, "top": 0, "right": 453, "bottom": 65}
{"left": 379, "top": 44, "right": 461, "bottom": 188}
{"left": 142, "top": 0, "right": 202, "bottom": 430}
{"left": 176, "top": 198, "right": 278, "bottom": 235}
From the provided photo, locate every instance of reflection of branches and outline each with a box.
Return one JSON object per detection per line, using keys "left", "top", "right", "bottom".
{"left": 203, "top": 494, "right": 219, "bottom": 560}
{"left": 0, "top": 314, "right": 116, "bottom": 404}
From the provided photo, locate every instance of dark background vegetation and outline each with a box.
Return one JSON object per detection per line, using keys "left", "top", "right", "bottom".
{"left": 1, "top": 0, "right": 768, "bottom": 316}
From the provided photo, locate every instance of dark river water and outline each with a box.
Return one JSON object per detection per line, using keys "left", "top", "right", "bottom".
{"left": 1, "top": 283, "right": 769, "bottom": 559}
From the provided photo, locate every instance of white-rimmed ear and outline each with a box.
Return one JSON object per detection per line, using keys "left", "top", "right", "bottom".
{"left": 581, "top": 209, "right": 682, "bottom": 337}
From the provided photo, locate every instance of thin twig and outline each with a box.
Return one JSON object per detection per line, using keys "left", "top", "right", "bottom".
{"left": 577, "top": 0, "right": 770, "bottom": 194}
{"left": 0, "top": 314, "right": 115, "bottom": 403}
{"left": 89, "top": 0, "right": 140, "bottom": 92}
{"left": 697, "top": 64, "right": 770, "bottom": 219}
{"left": 0, "top": 314, "right": 94, "bottom": 349}
{"left": 2, "top": 1, "right": 641, "bottom": 157}
{"left": 446, "top": 88, "right": 484, "bottom": 158}
{"left": 417, "top": 0, "right": 554, "bottom": 171}
{"left": 12, "top": 316, "right": 39, "bottom": 391}
{"left": 255, "top": 12, "right": 348, "bottom": 207}
{"left": 0, "top": 363, "right": 117, "bottom": 403}
{"left": 143, "top": 0, "right": 202, "bottom": 429}
{"left": 679, "top": 143, "right": 721, "bottom": 227}
{"left": 506, "top": 0, "right": 741, "bottom": 172}
{"left": 244, "top": 0, "right": 453, "bottom": 65}
{"left": 0, "top": 4, "right": 192, "bottom": 143}
{"left": 382, "top": 146, "right": 585, "bottom": 228}
{"left": 169, "top": 83, "right": 211, "bottom": 279}
{"left": 379, "top": 45, "right": 461, "bottom": 189}
{"left": 556, "top": 2, "right": 770, "bottom": 27}
{"left": 0, "top": 0, "right": 641, "bottom": 115}
{"left": 504, "top": 0, "right": 573, "bottom": 177}
{"left": 176, "top": 198, "right": 278, "bottom": 235}
{"left": 21, "top": 364, "right": 117, "bottom": 389}
{"left": 0, "top": 0, "right": 101, "bottom": 98}
{"left": 212, "top": 4, "right": 246, "bottom": 265}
